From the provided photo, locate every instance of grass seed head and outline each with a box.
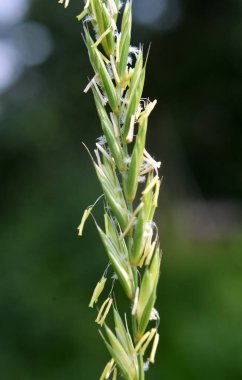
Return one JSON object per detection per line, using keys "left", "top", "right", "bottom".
{"left": 58, "top": 0, "right": 162, "bottom": 376}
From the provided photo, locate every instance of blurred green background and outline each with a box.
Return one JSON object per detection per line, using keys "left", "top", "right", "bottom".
{"left": 0, "top": 0, "right": 242, "bottom": 379}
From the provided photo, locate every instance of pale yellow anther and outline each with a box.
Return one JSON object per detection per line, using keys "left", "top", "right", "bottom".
{"left": 140, "top": 328, "right": 157, "bottom": 356}
{"left": 138, "top": 250, "right": 148, "bottom": 268}
{"left": 112, "top": 367, "right": 117, "bottom": 380}
{"left": 58, "top": 0, "right": 69, "bottom": 8}
{"left": 149, "top": 332, "right": 159, "bottom": 363}
{"left": 89, "top": 276, "right": 107, "bottom": 308}
{"left": 104, "top": 213, "right": 109, "bottom": 236}
{"left": 152, "top": 179, "right": 161, "bottom": 208}
{"left": 95, "top": 298, "right": 110, "bottom": 323}
{"left": 100, "top": 359, "right": 115, "bottom": 380}
{"left": 84, "top": 0, "right": 90, "bottom": 9}
{"left": 77, "top": 207, "right": 92, "bottom": 236}
{"left": 138, "top": 236, "right": 153, "bottom": 267}
{"left": 142, "top": 175, "right": 159, "bottom": 196}
{"left": 95, "top": 297, "right": 113, "bottom": 326}
{"left": 76, "top": 9, "right": 88, "bottom": 21}
{"left": 135, "top": 329, "right": 153, "bottom": 353}
{"left": 99, "top": 298, "right": 113, "bottom": 326}
{"left": 92, "top": 27, "right": 111, "bottom": 49}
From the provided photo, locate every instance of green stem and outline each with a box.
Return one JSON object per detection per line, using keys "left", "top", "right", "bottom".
{"left": 138, "top": 355, "right": 145, "bottom": 380}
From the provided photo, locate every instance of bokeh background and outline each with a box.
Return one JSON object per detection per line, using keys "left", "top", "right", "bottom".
{"left": 1, "top": 0, "right": 242, "bottom": 379}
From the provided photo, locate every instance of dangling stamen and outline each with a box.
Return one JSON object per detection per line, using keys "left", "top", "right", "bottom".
{"left": 149, "top": 332, "right": 159, "bottom": 363}
{"left": 89, "top": 276, "right": 107, "bottom": 308}
{"left": 95, "top": 297, "right": 113, "bottom": 326}
{"left": 140, "top": 328, "right": 157, "bottom": 355}
{"left": 135, "top": 329, "right": 156, "bottom": 353}
{"left": 77, "top": 207, "right": 92, "bottom": 236}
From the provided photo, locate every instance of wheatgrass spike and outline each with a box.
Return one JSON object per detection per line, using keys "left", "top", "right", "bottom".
{"left": 58, "top": 0, "right": 163, "bottom": 378}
